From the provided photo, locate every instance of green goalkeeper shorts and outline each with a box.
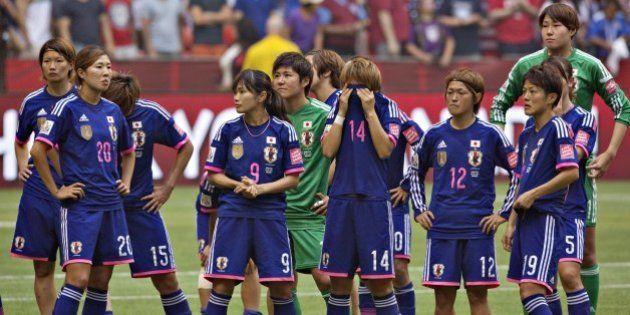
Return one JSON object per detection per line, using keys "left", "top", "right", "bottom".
{"left": 585, "top": 156, "right": 598, "bottom": 227}
{"left": 289, "top": 228, "right": 324, "bottom": 274}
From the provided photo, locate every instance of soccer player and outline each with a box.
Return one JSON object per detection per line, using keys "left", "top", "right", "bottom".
{"left": 407, "top": 68, "right": 518, "bottom": 315}
{"left": 503, "top": 65, "right": 579, "bottom": 315}
{"left": 490, "top": 5, "right": 630, "bottom": 310}
{"left": 305, "top": 49, "right": 345, "bottom": 107}
{"left": 320, "top": 56, "right": 401, "bottom": 315}
{"left": 203, "top": 69, "right": 304, "bottom": 315}
{"left": 10, "top": 38, "right": 76, "bottom": 315}
{"left": 271, "top": 52, "right": 333, "bottom": 313}
{"left": 30, "top": 45, "right": 136, "bottom": 315}
{"left": 101, "top": 73, "right": 194, "bottom": 314}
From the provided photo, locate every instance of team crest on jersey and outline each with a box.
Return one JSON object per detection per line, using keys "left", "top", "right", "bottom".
{"left": 530, "top": 147, "right": 539, "bottom": 164}
{"left": 207, "top": 147, "right": 216, "bottom": 163}
{"left": 468, "top": 150, "right": 483, "bottom": 167}
{"left": 264, "top": 144, "right": 278, "bottom": 164}
{"left": 80, "top": 125, "right": 93, "bottom": 141}
{"left": 40, "top": 120, "right": 54, "bottom": 135}
{"left": 301, "top": 130, "right": 314, "bottom": 147}
{"left": 70, "top": 241, "right": 83, "bottom": 255}
{"left": 437, "top": 151, "right": 447, "bottom": 167}
{"left": 132, "top": 130, "right": 145, "bottom": 148}
{"left": 321, "top": 253, "right": 330, "bottom": 267}
{"left": 432, "top": 263, "right": 445, "bottom": 278}
{"left": 216, "top": 256, "right": 229, "bottom": 270}
{"left": 37, "top": 117, "right": 47, "bottom": 130}
{"left": 14, "top": 236, "right": 25, "bottom": 250}
{"left": 231, "top": 137, "right": 244, "bottom": 159}
{"left": 109, "top": 125, "right": 118, "bottom": 141}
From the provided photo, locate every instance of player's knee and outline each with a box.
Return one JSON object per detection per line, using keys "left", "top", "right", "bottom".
{"left": 465, "top": 287, "right": 488, "bottom": 306}
{"left": 33, "top": 261, "right": 55, "bottom": 278}
{"left": 434, "top": 288, "right": 456, "bottom": 311}
{"left": 67, "top": 272, "right": 91, "bottom": 289}
{"left": 519, "top": 283, "right": 546, "bottom": 299}
{"left": 268, "top": 282, "right": 293, "bottom": 299}
{"left": 151, "top": 273, "right": 180, "bottom": 294}
{"left": 559, "top": 267, "right": 582, "bottom": 292}
{"left": 393, "top": 260, "right": 410, "bottom": 287}
{"left": 364, "top": 279, "right": 393, "bottom": 297}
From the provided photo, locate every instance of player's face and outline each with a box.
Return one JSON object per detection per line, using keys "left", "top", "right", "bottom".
{"left": 41, "top": 50, "right": 71, "bottom": 83}
{"left": 233, "top": 83, "right": 259, "bottom": 114}
{"left": 273, "top": 66, "right": 307, "bottom": 99}
{"left": 540, "top": 15, "right": 574, "bottom": 50}
{"left": 522, "top": 80, "right": 554, "bottom": 116}
{"left": 80, "top": 55, "right": 112, "bottom": 92}
{"left": 445, "top": 81, "right": 475, "bottom": 117}
{"left": 306, "top": 55, "right": 321, "bottom": 90}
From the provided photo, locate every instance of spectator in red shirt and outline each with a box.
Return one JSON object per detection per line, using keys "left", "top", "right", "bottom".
{"left": 367, "top": 0, "right": 409, "bottom": 57}
{"left": 488, "top": 0, "right": 543, "bottom": 59}
{"left": 320, "top": 0, "right": 369, "bottom": 56}
{"left": 105, "top": 0, "right": 138, "bottom": 59}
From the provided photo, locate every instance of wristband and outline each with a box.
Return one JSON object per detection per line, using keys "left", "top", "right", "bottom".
{"left": 334, "top": 115, "right": 345, "bottom": 126}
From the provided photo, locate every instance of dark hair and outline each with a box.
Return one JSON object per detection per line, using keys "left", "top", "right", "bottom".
{"left": 272, "top": 52, "right": 313, "bottom": 96}
{"left": 74, "top": 45, "right": 109, "bottom": 86}
{"left": 305, "top": 49, "right": 345, "bottom": 89}
{"left": 38, "top": 38, "right": 76, "bottom": 79}
{"left": 444, "top": 68, "right": 485, "bottom": 114}
{"left": 524, "top": 65, "right": 564, "bottom": 108}
{"left": 232, "top": 69, "right": 289, "bottom": 121}
{"left": 539, "top": 4, "right": 580, "bottom": 38}
{"left": 102, "top": 73, "right": 141, "bottom": 117}
{"left": 542, "top": 56, "right": 575, "bottom": 101}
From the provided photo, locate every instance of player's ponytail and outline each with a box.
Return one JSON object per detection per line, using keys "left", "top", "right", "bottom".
{"left": 232, "top": 69, "right": 290, "bottom": 122}
{"left": 102, "top": 73, "right": 141, "bottom": 117}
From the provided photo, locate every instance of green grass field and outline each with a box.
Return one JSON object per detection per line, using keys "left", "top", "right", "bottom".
{"left": 1, "top": 182, "right": 630, "bottom": 314}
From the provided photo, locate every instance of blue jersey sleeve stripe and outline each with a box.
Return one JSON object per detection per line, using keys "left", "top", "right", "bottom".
{"left": 18, "top": 87, "right": 45, "bottom": 115}
{"left": 51, "top": 94, "right": 77, "bottom": 116}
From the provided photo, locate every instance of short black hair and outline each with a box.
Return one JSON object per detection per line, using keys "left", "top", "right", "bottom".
{"left": 524, "top": 65, "right": 563, "bottom": 108}
{"left": 272, "top": 52, "right": 313, "bottom": 96}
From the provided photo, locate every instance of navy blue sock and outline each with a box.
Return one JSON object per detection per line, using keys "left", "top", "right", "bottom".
{"left": 242, "top": 310, "right": 262, "bottom": 315}
{"left": 53, "top": 284, "right": 84, "bottom": 315}
{"left": 327, "top": 294, "right": 350, "bottom": 315}
{"left": 394, "top": 282, "right": 415, "bottom": 315}
{"left": 270, "top": 296, "right": 295, "bottom": 315}
{"left": 372, "top": 292, "right": 399, "bottom": 315}
{"left": 82, "top": 287, "right": 108, "bottom": 315}
{"left": 358, "top": 282, "right": 375, "bottom": 314}
{"left": 522, "top": 294, "right": 552, "bottom": 315}
{"left": 546, "top": 289, "right": 562, "bottom": 315}
{"left": 204, "top": 290, "right": 231, "bottom": 315}
{"left": 566, "top": 289, "right": 590, "bottom": 315}
{"left": 161, "top": 289, "right": 191, "bottom": 315}
{"left": 104, "top": 311, "right": 114, "bottom": 315}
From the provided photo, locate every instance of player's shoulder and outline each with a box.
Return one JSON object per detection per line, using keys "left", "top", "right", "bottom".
{"left": 574, "top": 49, "right": 613, "bottom": 80}
{"left": 573, "top": 106, "right": 597, "bottom": 129}
{"left": 135, "top": 98, "right": 172, "bottom": 120}
{"left": 49, "top": 93, "right": 79, "bottom": 117}
{"left": 424, "top": 120, "right": 449, "bottom": 138}
{"left": 477, "top": 119, "right": 511, "bottom": 144}
{"left": 271, "top": 116, "right": 298, "bottom": 137}
{"left": 550, "top": 116, "right": 572, "bottom": 138}
{"left": 375, "top": 92, "right": 400, "bottom": 118}
{"left": 19, "top": 87, "right": 48, "bottom": 115}
{"left": 307, "top": 97, "right": 332, "bottom": 115}
{"left": 513, "top": 48, "right": 547, "bottom": 70}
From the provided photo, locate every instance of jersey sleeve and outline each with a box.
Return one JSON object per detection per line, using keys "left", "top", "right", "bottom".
{"left": 574, "top": 113, "right": 598, "bottom": 160}
{"left": 492, "top": 128, "right": 519, "bottom": 219}
{"left": 591, "top": 63, "right": 630, "bottom": 125}
{"left": 401, "top": 119, "right": 424, "bottom": 146}
{"left": 408, "top": 132, "right": 433, "bottom": 217}
{"left": 205, "top": 123, "right": 229, "bottom": 173}
{"left": 118, "top": 114, "right": 135, "bottom": 155}
{"left": 321, "top": 100, "right": 339, "bottom": 140}
{"left": 490, "top": 60, "right": 528, "bottom": 124}
{"left": 155, "top": 112, "right": 189, "bottom": 150}
{"left": 552, "top": 119, "right": 579, "bottom": 170}
{"left": 15, "top": 102, "right": 33, "bottom": 145}
{"left": 378, "top": 96, "right": 402, "bottom": 146}
{"left": 282, "top": 123, "right": 305, "bottom": 176}
{"left": 35, "top": 100, "right": 70, "bottom": 148}
{"left": 514, "top": 132, "right": 526, "bottom": 179}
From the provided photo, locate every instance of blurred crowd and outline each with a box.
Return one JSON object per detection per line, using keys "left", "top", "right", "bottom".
{"left": 2, "top": 0, "right": 629, "bottom": 83}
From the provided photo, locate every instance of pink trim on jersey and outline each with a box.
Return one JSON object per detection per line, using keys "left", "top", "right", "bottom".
{"left": 559, "top": 258, "right": 583, "bottom": 264}
{"left": 555, "top": 162, "right": 578, "bottom": 170}
{"left": 132, "top": 268, "right": 176, "bottom": 278}
{"left": 10, "top": 252, "right": 49, "bottom": 261}
{"left": 200, "top": 207, "right": 217, "bottom": 214}
{"left": 285, "top": 167, "right": 305, "bottom": 175}
{"left": 15, "top": 138, "right": 27, "bottom": 146}
{"left": 575, "top": 144, "right": 590, "bottom": 160}
{"left": 102, "top": 259, "right": 134, "bottom": 266}
{"left": 259, "top": 276, "right": 295, "bottom": 282}
{"left": 204, "top": 165, "right": 224, "bottom": 173}
{"left": 360, "top": 274, "right": 395, "bottom": 280}
{"left": 519, "top": 279, "right": 553, "bottom": 294}
{"left": 204, "top": 273, "right": 246, "bottom": 281}
{"left": 35, "top": 136, "right": 55, "bottom": 148}
{"left": 173, "top": 136, "right": 190, "bottom": 150}
{"left": 387, "top": 134, "right": 398, "bottom": 147}
{"left": 465, "top": 281, "right": 500, "bottom": 288}
{"left": 422, "top": 281, "right": 460, "bottom": 287}
{"left": 121, "top": 145, "right": 136, "bottom": 156}
{"left": 319, "top": 271, "right": 349, "bottom": 278}
{"left": 62, "top": 259, "right": 93, "bottom": 270}
{"left": 394, "top": 254, "right": 411, "bottom": 261}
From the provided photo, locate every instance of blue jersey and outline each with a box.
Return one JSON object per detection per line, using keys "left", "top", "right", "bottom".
{"left": 324, "top": 90, "right": 341, "bottom": 107}
{"left": 123, "top": 99, "right": 189, "bottom": 211}
{"left": 205, "top": 116, "right": 304, "bottom": 220}
{"left": 515, "top": 116, "right": 579, "bottom": 216}
{"left": 323, "top": 88, "right": 401, "bottom": 199}
{"left": 16, "top": 86, "right": 76, "bottom": 200}
{"left": 36, "top": 94, "right": 135, "bottom": 211}
{"left": 388, "top": 110, "right": 423, "bottom": 190}
{"left": 196, "top": 171, "right": 220, "bottom": 213}
{"left": 409, "top": 118, "right": 519, "bottom": 239}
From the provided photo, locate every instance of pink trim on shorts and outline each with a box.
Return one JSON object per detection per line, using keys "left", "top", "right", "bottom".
{"left": 35, "top": 136, "right": 55, "bottom": 148}
{"left": 121, "top": 145, "right": 136, "bottom": 155}
{"left": 576, "top": 144, "right": 590, "bottom": 160}
{"left": 173, "top": 136, "right": 190, "bottom": 150}
{"left": 259, "top": 276, "right": 295, "bottom": 282}
{"left": 388, "top": 134, "right": 398, "bottom": 146}
{"left": 200, "top": 207, "right": 217, "bottom": 214}
{"left": 319, "top": 271, "right": 350, "bottom": 278}
{"left": 10, "top": 252, "right": 49, "bottom": 261}
{"left": 132, "top": 268, "right": 176, "bottom": 278}
{"left": 466, "top": 281, "right": 500, "bottom": 288}
{"left": 517, "top": 279, "right": 554, "bottom": 294}
{"left": 559, "top": 258, "right": 583, "bottom": 263}
{"left": 62, "top": 259, "right": 93, "bottom": 270}
{"left": 394, "top": 254, "right": 411, "bottom": 261}
{"left": 422, "top": 281, "right": 460, "bottom": 288}
{"left": 15, "top": 138, "right": 27, "bottom": 146}
{"left": 285, "top": 167, "right": 304, "bottom": 175}
{"left": 360, "top": 274, "right": 395, "bottom": 280}
{"left": 102, "top": 259, "right": 134, "bottom": 266}
{"left": 507, "top": 277, "right": 521, "bottom": 284}
{"left": 555, "top": 162, "right": 578, "bottom": 170}
{"left": 204, "top": 165, "right": 224, "bottom": 173}
{"left": 204, "top": 273, "right": 246, "bottom": 281}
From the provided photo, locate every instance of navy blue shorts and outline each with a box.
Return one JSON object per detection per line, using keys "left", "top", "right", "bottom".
{"left": 507, "top": 211, "right": 563, "bottom": 294}
{"left": 10, "top": 192, "right": 60, "bottom": 261}
{"left": 59, "top": 207, "right": 133, "bottom": 269}
{"left": 196, "top": 209, "right": 216, "bottom": 254}
{"left": 204, "top": 217, "right": 294, "bottom": 283}
{"left": 392, "top": 204, "right": 412, "bottom": 261}
{"left": 126, "top": 211, "right": 176, "bottom": 278}
{"left": 320, "top": 197, "right": 394, "bottom": 279}
{"left": 422, "top": 238, "right": 499, "bottom": 288}
{"left": 559, "top": 217, "right": 585, "bottom": 264}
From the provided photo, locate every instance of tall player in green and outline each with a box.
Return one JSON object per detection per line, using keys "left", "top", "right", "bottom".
{"left": 490, "top": 4, "right": 630, "bottom": 314}
{"left": 271, "top": 52, "right": 332, "bottom": 314}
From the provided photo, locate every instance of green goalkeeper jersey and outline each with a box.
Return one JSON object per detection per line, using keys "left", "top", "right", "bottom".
{"left": 285, "top": 98, "right": 331, "bottom": 230}
{"left": 490, "top": 48, "right": 630, "bottom": 125}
